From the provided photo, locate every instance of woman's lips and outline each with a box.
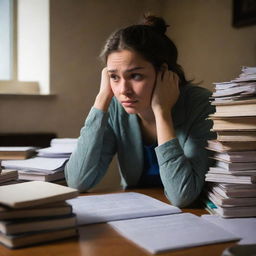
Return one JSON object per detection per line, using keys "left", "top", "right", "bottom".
{"left": 121, "top": 100, "right": 138, "bottom": 107}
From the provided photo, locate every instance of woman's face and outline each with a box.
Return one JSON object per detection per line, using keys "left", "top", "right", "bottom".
{"left": 107, "top": 49, "right": 156, "bottom": 114}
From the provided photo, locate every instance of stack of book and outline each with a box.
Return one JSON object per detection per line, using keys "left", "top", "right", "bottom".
{"left": 1, "top": 138, "right": 77, "bottom": 183}
{"left": 205, "top": 66, "right": 256, "bottom": 218}
{"left": 0, "top": 170, "right": 18, "bottom": 186}
{"left": 0, "top": 147, "right": 37, "bottom": 160}
{"left": 0, "top": 181, "right": 79, "bottom": 248}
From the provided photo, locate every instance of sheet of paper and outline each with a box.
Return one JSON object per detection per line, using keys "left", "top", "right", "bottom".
{"left": 201, "top": 214, "right": 256, "bottom": 245}
{"left": 109, "top": 213, "right": 240, "bottom": 254}
{"left": 1, "top": 157, "right": 68, "bottom": 173}
{"left": 67, "top": 192, "right": 181, "bottom": 225}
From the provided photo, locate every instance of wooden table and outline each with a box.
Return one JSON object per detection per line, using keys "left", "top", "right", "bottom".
{"left": 0, "top": 188, "right": 237, "bottom": 256}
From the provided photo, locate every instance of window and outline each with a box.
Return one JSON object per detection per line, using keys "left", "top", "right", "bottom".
{"left": 0, "top": 0, "right": 49, "bottom": 95}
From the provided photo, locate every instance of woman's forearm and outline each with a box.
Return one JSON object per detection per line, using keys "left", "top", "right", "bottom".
{"left": 154, "top": 109, "right": 176, "bottom": 145}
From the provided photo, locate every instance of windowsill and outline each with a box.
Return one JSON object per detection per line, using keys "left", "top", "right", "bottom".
{"left": 0, "top": 80, "right": 54, "bottom": 97}
{"left": 0, "top": 93, "right": 56, "bottom": 97}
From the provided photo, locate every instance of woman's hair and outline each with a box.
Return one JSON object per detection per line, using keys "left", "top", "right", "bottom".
{"left": 100, "top": 14, "right": 189, "bottom": 86}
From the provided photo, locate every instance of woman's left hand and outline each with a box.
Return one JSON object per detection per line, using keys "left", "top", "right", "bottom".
{"left": 151, "top": 66, "right": 180, "bottom": 115}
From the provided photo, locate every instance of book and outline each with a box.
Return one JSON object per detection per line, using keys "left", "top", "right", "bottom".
{"left": 216, "top": 131, "right": 256, "bottom": 142}
{"left": 0, "top": 147, "right": 37, "bottom": 160}
{"left": 202, "top": 214, "right": 256, "bottom": 244}
{"left": 210, "top": 183, "right": 256, "bottom": 198}
{"left": 0, "top": 214, "right": 76, "bottom": 235}
{"left": 205, "top": 173, "right": 256, "bottom": 184}
{"left": 0, "top": 170, "right": 18, "bottom": 184}
{"left": 207, "top": 140, "right": 256, "bottom": 152}
{"left": 109, "top": 213, "right": 239, "bottom": 254}
{"left": 0, "top": 227, "right": 77, "bottom": 249}
{"left": 0, "top": 181, "right": 78, "bottom": 208}
{"left": 1, "top": 157, "right": 68, "bottom": 174}
{"left": 213, "top": 151, "right": 256, "bottom": 162}
{"left": 209, "top": 117, "right": 256, "bottom": 131}
{"left": 213, "top": 103, "right": 256, "bottom": 117}
{"left": 208, "top": 167, "right": 256, "bottom": 176}
{"left": 18, "top": 170, "right": 65, "bottom": 182}
{"left": 207, "top": 204, "right": 256, "bottom": 218}
{"left": 0, "top": 202, "right": 72, "bottom": 220}
{"left": 207, "top": 191, "right": 256, "bottom": 207}
{"left": 215, "top": 160, "right": 256, "bottom": 171}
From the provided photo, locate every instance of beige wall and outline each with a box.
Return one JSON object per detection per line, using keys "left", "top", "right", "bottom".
{"left": 163, "top": 0, "right": 256, "bottom": 90}
{"left": 0, "top": 0, "right": 255, "bottom": 189}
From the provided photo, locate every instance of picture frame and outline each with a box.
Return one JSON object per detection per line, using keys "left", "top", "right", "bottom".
{"left": 233, "top": 0, "right": 256, "bottom": 27}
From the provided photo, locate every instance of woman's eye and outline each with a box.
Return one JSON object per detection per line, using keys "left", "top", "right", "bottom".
{"left": 110, "top": 74, "right": 119, "bottom": 81}
{"left": 131, "top": 73, "right": 143, "bottom": 81}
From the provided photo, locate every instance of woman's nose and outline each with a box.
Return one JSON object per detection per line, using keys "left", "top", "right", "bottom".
{"left": 120, "top": 79, "right": 132, "bottom": 95}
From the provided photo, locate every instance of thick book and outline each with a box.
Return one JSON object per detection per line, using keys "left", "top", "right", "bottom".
{"left": 216, "top": 183, "right": 256, "bottom": 198}
{"left": 209, "top": 117, "right": 256, "bottom": 131}
{"left": 205, "top": 173, "right": 256, "bottom": 184}
{"left": 212, "top": 103, "right": 256, "bottom": 117}
{"left": 208, "top": 167, "right": 256, "bottom": 176}
{"left": 0, "top": 170, "right": 18, "bottom": 184}
{"left": 18, "top": 170, "right": 65, "bottom": 182}
{"left": 207, "top": 140, "right": 256, "bottom": 152}
{"left": 0, "top": 181, "right": 78, "bottom": 208}
{"left": 207, "top": 191, "right": 256, "bottom": 207}
{"left": 0, "top": 147, "right": 37, "bottom": 160}
{"left": 0, "top": 227, "right": 77, "bottom": 249}
{"left": 212, "top": 151, "right": 256, "bottom": 162}
{"left": 216, "top": 131, "right": 256, "bottom": 142}
{"left": 215, "top": 160, "right": 256, "bottom": 171}
{"left": 0, "top": 214, "right": 76, "bottom": 235}
{"left": 109, "top": 213, "right": 239, "bottom": 254}
{"left": 0, "top": 202, "right": 72, "bottom": 220}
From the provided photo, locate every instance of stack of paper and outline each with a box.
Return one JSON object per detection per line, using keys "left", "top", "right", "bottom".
{"left": 1, "top": 138, "right": 77, "bottom": 183}
{"left": 205, "top": 66, "right": 256, "bottom": 217}
{"left": 0, "top": 181, "right": 78, "bottom": 248}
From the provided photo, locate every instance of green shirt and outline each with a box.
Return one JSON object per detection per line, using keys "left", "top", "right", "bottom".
{"left": 65, "top": 84, "right": 216, "bottom": 207}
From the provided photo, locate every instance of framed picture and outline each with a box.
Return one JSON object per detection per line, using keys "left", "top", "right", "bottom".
{"left": 233, "top": 0, "right": 256, "bottom": 27}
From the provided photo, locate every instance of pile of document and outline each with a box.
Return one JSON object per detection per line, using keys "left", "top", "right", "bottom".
{"left": 0, "top": 181, "right": 79, "bottom": 248}
{"left": 1, "top": 138, "right": 77, "bottom": 183}
{"left": 205, "top": 66, "right": 256, "bottom": 218}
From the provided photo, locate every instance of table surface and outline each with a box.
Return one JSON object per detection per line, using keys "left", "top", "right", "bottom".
{"left": 0, "top": 187, "right": 237, "bottom": 256}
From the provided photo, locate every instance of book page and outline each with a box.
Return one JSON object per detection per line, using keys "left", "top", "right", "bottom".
{"left": 67, "top": 192, "right": 181, "bottom": 225}
{"left": 201, "top": 215, "right": 256, "bottom": 245}
{"left": 109, "top": 213, "right": 240, "bottom": 254}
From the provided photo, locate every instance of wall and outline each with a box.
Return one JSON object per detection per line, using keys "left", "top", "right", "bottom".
{"left": 0, "top": 0, "right": 255, "bottom": 189}
{"left": 162, "top": 0, "right": 256, "bottom": 90}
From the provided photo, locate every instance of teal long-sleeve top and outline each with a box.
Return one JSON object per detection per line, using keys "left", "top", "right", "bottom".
{"left": 65, "top": 84, "right": 216, "bottom": 208}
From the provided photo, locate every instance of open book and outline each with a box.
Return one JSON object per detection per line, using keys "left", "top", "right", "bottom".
{"left": 68, "top": 192, "right": 239, "bottom": 254}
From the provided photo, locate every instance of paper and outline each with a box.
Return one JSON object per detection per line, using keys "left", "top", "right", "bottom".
{"left": 109, "top": 213, "right": 240, "bottom": 254}
{"left": 201, "top": 215, "right": 256, "bottom": 245}
{"left": 1, "top": 157, "right": 68, "bottom": 174}
{"left": 67, "top": 192, "right": 181, "bottom": 225}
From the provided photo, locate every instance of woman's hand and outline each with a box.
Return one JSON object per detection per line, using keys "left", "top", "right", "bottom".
{"left": 151, "top": 66, "right": 180, "bottom": 115}
{"left": 93, "top": 67, "right": 114, "bottom": 112}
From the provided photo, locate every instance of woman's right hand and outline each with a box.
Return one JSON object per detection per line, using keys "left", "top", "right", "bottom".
{"left": 93, "top": 67, "right": 114, "bottom": 112}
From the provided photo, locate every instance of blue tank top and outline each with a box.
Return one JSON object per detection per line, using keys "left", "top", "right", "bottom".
{"left": 138, "top": 143, "right": 163, "bottom": 187}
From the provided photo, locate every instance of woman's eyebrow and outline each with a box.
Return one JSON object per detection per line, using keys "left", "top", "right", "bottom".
{"left": 107, "top": 67, "right": 145, "bottom": 73}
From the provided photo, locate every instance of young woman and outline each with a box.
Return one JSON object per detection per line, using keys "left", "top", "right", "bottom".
{"left": 65, "top": 15, "right": 215, "bottom": 207}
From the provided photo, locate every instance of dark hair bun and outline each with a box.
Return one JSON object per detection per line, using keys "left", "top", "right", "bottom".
{"left": 141, "top": 14, "right": 169, "bottom": 35}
